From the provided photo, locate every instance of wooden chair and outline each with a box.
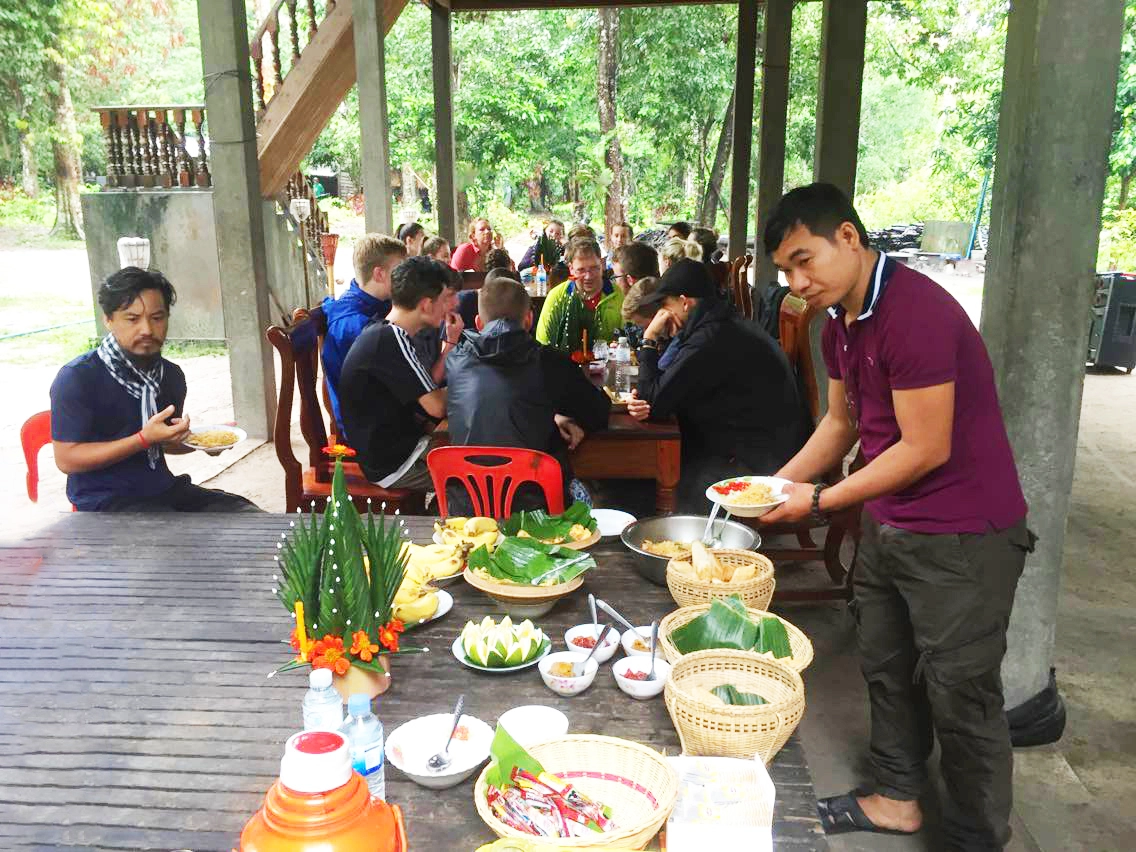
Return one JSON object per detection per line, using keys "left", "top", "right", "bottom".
{"left": 709, "top": 260, "right": 731, "bottom": 297}
{"left": 748, "top": 294, "right": 864, "bottom": 601}
{"left": 265, "top": 308, "right": 420, "bottom": 514}
{"left": 730, "top": 254, "right": 754, "bottom": 320}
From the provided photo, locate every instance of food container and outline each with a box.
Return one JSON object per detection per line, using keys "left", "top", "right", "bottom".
{"left": 564, "top": 624, "right": 620, "bottom": 662}
{"left": 538, "top": 651, "right": 599, "bottom": 696}
{"left": 704, "top": 476, "right": 791, "bottom": 518}
{"left": 657, "top": 604, "right": 813, "bottom": 673}
{"left": 665, "top": 549, "right": 775, "bottom": 609}
{"left": 463, "top": 568, "right": 584, "bottom": 618}
{"left": 621, "top": 626, "right": 664, "bottom": 659}
{"left": 612, "top": 656, "right": 669, "bottom": 700}
{"left": 497, "top": 705, "right": 569, "bottom": 749}
{"left": 665, "top": 754, "right": 775, "bottom": 851}
{"left": 385, "top": 712, "right": 494, "bottom": 789}
{"left": 621, "top": 516, "right": 758, "bottom": 586}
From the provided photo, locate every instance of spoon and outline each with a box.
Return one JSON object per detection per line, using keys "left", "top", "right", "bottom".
{"left": 572, "top": 624, "right": 613, "bottom": 677}
{"left": 646, "top": 621, "right": 660, "bottom": 681}
{"left": 700, "top": 502, "right": 722, "bottom": 545}
{"left": 426, "top": 693, "right": 466, "bottom": 773}
{"left": 595, "top": 599, "right": 637, "bottom": 634}
{"left": 588, "top": 593, "right": 598, "bottom": 635}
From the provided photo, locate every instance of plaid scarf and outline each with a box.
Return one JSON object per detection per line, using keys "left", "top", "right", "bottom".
{"left": 96, "top": 333, "right": 164, "bottom": 469}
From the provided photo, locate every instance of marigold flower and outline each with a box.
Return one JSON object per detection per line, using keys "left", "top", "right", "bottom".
{"left": 289, "top": 627, "right": 301, "bottom": 652}
{"left": 350, "top": 629, "right": 380, "bottom": 662}
{"left": 378, "top": 620, "right": 403, "bottom": 653}
{"left": 318, "top": 645, "right": 351, "bottom": 675}
{"left": 321, "top": 443, "right": 357, "bottom": 458}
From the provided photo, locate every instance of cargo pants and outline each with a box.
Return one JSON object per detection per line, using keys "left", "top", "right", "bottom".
{"left": 853, "top": 515, "right": 1035, "bottom": 850}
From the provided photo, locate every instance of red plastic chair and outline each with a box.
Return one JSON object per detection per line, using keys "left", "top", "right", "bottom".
{"left": 20, "top": 411, "right": 53, "bottom": 503}
{"left": 426, "top": 446, "right": 565, "bottom": 518}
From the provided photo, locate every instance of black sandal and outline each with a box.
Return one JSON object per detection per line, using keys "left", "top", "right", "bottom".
{"left": 817, "top": 791, "right": 918, "bottom": 836}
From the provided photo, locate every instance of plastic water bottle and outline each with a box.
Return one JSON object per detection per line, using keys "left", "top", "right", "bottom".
{"left": 615, "top": 337, "right": 632, "bottom": 394}
{"left": 536, "top": 263, "right": 548, "bottom": 297}
{"left": 302, "top": 668, "right": 344, "bottom": 732}
{"left": 593, "top": 339, "right": 609, "bottom": 362}
{"left": 340, "top": 693, "right": 386, "bottom": 801}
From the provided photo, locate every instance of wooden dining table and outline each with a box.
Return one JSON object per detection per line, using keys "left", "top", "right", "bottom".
{"left": 0, "top": 513, "right": 827, "bottom": 851}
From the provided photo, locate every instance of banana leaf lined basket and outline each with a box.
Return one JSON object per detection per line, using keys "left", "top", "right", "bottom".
{"left": 663, "top": 649, "right": 806, "bottom": 764}
{"left": 657, "top": 603, "right": 814, "bottom": 673}
{"left": 665, "top": 549, "right": 775, "bottom": 609}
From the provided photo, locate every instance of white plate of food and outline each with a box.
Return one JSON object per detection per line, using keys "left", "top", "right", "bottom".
{"left": 450, "top": 635, "right": 551, "bottom": 673}
{"left": 705, "top": 475, "right": 792, "bottom": 518}
{"left": 183, "top": 425, "right": 246, "bottom": 454}
{"left": 402, "top": 589, "right": 453, "bottom": 630}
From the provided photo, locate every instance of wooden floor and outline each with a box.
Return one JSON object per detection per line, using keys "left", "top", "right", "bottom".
{"left": 0, "top": 513, "right": 827, "bottom": 851}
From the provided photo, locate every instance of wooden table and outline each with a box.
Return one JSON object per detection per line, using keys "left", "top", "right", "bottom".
{"left": 0, "top": 514, "right": 827, "bottom": 851}
{"left": 572, "top": 412, "right": 681, "bottom": 513}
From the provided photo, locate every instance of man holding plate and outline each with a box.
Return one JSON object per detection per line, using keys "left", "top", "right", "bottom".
{"left": 760, "top": 182, "right": 1034, "bottom": 850}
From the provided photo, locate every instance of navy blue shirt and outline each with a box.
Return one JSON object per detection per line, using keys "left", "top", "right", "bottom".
{"left": 49, "top": 350, "right": 187, "bottom": 511}
{"left": 321, "top": 280, "right": 392, "bottom": 432}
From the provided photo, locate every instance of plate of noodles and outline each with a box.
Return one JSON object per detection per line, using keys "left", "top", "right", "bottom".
{"left": 183, "top": 425, "right": 247, "bottom": 454}
{"left": 705, "top": 475, "right": 791, "bottom": 518}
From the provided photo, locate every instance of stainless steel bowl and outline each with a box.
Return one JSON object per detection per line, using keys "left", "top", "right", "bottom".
{"left": 620, "top": 515, "right": 760, "bottom": 586}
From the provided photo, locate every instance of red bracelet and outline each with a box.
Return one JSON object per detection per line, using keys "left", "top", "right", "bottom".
{"left": 137, "top": 431, "right": 150, "bottom": 449}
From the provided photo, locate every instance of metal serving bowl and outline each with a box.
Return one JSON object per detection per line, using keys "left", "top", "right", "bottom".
{"left": 620, "top": 515, "right": 760, "bottom": 586}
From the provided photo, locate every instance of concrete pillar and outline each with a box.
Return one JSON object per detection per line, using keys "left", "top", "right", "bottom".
{"left": 197, "top": 0, "right": 276, "bottom": 439}
{"left": 353, "top": 0, "right": 393, "bottom": 234}
{"left": 754, "top": 0, "right": 793, "bottom": 288}
{"left": 983, "top": 0, "right": 1125, "bottom": 720}
{"left": 727, "top": 0, "right": 758, "bottom": 261}
{"left": 813, "top": 0, "right": 867, "bottom": 198}
{"left": 431, "top": 2, "right": 458, "bottom": 246}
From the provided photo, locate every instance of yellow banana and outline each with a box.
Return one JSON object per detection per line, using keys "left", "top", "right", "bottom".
{"left": 462, "top": 517, "right": 498, "bottom": 536}
{"left": 445, "top": 517, "right": 470, "bottom": 531}
{"left": 394, "top": 592, "right": 439, "bottom": 624}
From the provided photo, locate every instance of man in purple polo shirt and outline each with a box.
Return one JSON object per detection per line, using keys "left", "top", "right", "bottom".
{"left": 761, "top": 183, "right": 1035, "bottom": 850}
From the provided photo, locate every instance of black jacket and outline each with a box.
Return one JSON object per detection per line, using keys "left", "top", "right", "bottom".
{"left": 445, "top": 319, "right": 611, "bottom": 482}
{"left": 637, "top": 298, "right": 810, "bottom": 477}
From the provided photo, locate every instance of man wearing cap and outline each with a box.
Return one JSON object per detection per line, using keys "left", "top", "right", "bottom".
{"left": 628, "top": 258, "right": 810, "bottom": 510}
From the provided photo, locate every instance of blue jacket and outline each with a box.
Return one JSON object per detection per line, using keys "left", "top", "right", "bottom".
{"left": 321, "top": 280, "right": 391, "bottom": 432}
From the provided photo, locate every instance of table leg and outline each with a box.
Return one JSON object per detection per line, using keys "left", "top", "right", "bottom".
{"left": 655, "top": 439, "right": 680, "bottom": 513}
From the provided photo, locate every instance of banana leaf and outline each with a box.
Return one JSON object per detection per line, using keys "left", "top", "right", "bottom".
{"left": 485, "top": 723, "right": 546, "bottom": 790}
{"left": 711, "top": 684, "right": 767, "bottom": 705}
{"left": 468, "top": 536, "right": 595, "bottom": 585}
{"left": 757, "top": 614, "right": 792, "bottom": 659}
{"left": 500, "top": 500, "right": 597, "bottom": 542}
{"left": 669, "top": 594, "right": 793, "bottom": 659}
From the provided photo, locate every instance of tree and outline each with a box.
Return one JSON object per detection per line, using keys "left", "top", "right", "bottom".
{"left": 698, "top": 89, "right": 734, "bottom": 226}
{"left": 1110, "top": 2, "right": 1136, "bottom": 209}
{"left": 597, "top": 7, "right": 624, "bottom": 237}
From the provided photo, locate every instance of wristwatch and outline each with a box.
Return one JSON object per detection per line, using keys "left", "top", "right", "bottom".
{"left": 639, "top": 339, "right": 659, "bottom": 352}
{"left": 810, "top": 483, "right": 827, "bottom": 522}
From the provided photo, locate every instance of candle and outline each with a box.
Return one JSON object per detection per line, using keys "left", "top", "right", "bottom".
{"left": 582, "top": 329, "right": 588, "bottom": 359}
{"left": 294, "top": 601, "right": 309, "bottom": 658}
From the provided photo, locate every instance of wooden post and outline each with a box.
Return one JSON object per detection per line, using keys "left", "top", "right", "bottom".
{"left": 431, "top": 0, "right": 458, "bottom": 245}
{"left": 754, "top": 0, "right": 792, "bottom": 288}
{"left": 353, "top": 0, "right": 394, "bottom": 234}
{"left": 727, "top": 0, "right": 758, "bottom": 261}
{"left": 813, "top": 0, "right": 867, "bottom": 197}
{"left": 198, "top": 0, "right": 277, "bottom": 439}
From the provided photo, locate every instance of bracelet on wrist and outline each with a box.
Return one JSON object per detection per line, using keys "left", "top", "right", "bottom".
{"left": 810, "top": 483, "right": 827, "bottom": 522}
{"left": 137, "top": 430, "right": 151, "bottom": 450}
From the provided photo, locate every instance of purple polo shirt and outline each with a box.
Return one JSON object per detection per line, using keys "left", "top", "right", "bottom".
{"left": 822, "top": 256, "right": 1027, "bottom": 534}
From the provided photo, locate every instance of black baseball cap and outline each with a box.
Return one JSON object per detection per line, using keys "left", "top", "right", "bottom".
{"left": 639, "top": 258, "right": 715, "bottom": 307}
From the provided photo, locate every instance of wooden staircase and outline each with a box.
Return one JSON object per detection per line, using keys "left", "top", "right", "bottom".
{"left": 251, "top": 0, "right": 409, "bottom": 197}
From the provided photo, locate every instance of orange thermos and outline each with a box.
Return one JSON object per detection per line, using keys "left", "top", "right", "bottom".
{"left": 238, "top": 730, "right": 407, "bottom": 852}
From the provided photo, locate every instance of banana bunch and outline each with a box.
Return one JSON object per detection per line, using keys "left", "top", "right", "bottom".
{"left": 402, "top": 542, "right": 464, "bottom": 581}
{"left": 392, "top": 561, "right": 440, "bottom": 625}
{"left": 433, "top": 516, "right": 500, "bottom": 552}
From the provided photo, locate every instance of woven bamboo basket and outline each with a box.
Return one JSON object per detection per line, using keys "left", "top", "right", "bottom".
{"left": 474, "top": 735, "right": 679, "bottom": 850}
{"left": 657, "top": 603, "right": 814, "bottom": 672}
{"left": 665, "top": 549, "right": 775, "bottom": 609}
{"left": 664, "top": 649, "right": 806, "bottom": 764}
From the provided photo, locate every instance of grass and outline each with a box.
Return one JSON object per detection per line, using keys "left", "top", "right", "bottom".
{"left": 0, "top": 186, "right": 89, "bottom": 250}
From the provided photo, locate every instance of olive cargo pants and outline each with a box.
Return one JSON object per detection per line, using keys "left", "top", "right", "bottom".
{"left": 853, "top": 516, "right": 1035, "bottom": 850}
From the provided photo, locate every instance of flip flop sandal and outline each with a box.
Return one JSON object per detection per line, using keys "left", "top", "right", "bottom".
{"left": 817, "top": 792, "right": 918, "bottom": 836}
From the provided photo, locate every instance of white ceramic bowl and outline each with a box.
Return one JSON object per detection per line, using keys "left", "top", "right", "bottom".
{"left": 564, "top": 624, "right": 620, "bottom": 663}
{"left": 612, "top": 656, "right": 670, "bottom": 700}
{"left": 384, "top": 712, "right": 494, "bottom": 789}
{"left": 621, "top": 626, "right": 664, "bottom": 659}
{"left": 497, "top": 705, "right": 569, "bottom": 749}
{"left": 705, "top": 475, "right": 792, "bottom": 518}
{"left": 537, "top": 651, "right": 599, "bottom": 696}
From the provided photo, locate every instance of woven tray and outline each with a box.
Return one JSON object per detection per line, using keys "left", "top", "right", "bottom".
{"left": 664, "top": 649, "right": 806, "bottom": 764}
{"left": 657, "top": 603, "right": 813, "bottom": 672}
{"left": 474, "top": 734, "right": 680, "bottom": 850}
{"left": 665, "top": 549, "right": 775, "bottom": 609}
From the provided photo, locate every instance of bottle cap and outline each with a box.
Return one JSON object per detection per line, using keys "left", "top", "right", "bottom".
{"left": 347, "top": 693, "right": 372, "bottom": 716}
{"left": 309, "top": 668, "right": 333, "bottom": 689}
{"left": 279, "top": 730, "right": 352, "bottom": 793}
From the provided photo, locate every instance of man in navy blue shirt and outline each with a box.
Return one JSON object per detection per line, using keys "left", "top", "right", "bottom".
{"left": 50, "top": 268, "right": 259, "bottom": 512}
{"left": 321, "top": 234, "right": 406, "bottom": 432}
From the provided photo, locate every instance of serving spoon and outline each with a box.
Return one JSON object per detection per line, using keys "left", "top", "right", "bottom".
{"left": 595, "top": 599, "right": 637, "bottom": 634}
{"left": 646, "top": 621, "right": 660, "bottom": 680}
{"left": 426, "top": 693, "right": 465, "bottom": 773}
{"left": 571, "top": 624, "right": 613, "bottom": 677}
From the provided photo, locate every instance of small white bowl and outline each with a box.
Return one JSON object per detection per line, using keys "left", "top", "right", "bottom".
{"left": 612, "top": 656, "right": 670, "bottom": 700}
{"left": 537, "top": 651, "right": 599, "bottom": 696}
{"left": 384, "top": 712, "right": 494, "bottom": 789}
{"left": 621, "top": 626, "right": 664, "bottom": 658}
{"left": 497, "top": 705, "right": 569, "bottom": 749}
{"left": 564, "top": 624, "right": 620, "bottom": 663}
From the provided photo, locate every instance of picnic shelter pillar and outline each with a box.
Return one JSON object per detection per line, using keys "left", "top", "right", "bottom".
{"left": 198, "top": 0, "right": 277, "bottom": 439}
{"left": 431, "top": 1, "right": 459, "bottom": 245}
{"left": 754, "top": 0, "right": 793, "bottom": 289}
{"left": 983, "top": 0, "right": 1125, "bottom": 735}
{"left": 812, "top": 0, "right": 867, "bottom": 198}
{"left": 726, "top": 0, "right": 758, "bottom": 261}
{"left": 353, "top": 0, "right": 394, "bottom": 234}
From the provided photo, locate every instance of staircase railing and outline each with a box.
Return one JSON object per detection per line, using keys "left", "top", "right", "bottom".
{"left": 93, "top": 106, "right": 211, "bottom": 190}
{"left": 249, "top": 0, "right": 333, "bottom": 118}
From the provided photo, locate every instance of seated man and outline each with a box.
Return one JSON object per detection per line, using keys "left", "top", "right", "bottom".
{"left": 535, "top": 237, "right": 624, "bottom": 353}
{"left": 411, "top": 266, "right": 464, "bottom": 386}
{"left": 339, "top": 256, "right": 450, "bottom": 490}
{"left": 628, "top": 259, "right": 811, "bottom": 511}
{"left": 321, "top": 234, "right": 406, "bottom": 433}
{"left": 50, "top": 268, "right": 259, "bottom": 512}
{"left": 605, "top": 221, "right": 634, "bottom": 270}
{"left": 611, "top": 240, "right": 659, "bottom": 296}
{"left": 446, "top": 276, "right": 611, "bottom": 509}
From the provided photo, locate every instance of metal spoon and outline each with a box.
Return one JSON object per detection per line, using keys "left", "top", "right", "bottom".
{"left": 588, "top": 593, "right": 598, "bottom": 635}
{"left": 572, "top": 624, "right": 613, "bottom": 677}
{"left": 646, "top": 621, "right": 660, "bottom": 681}
{"left": 426, "top": 694, "right": 465, "bottom": 773}
{"left": 700, "top": 502, "right": 722, "bottom": 545}
{"left": 595, "top": 599, "right": 637, "bottom": 634}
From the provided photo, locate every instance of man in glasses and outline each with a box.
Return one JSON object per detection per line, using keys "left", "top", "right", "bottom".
{"left": 762, "top": 182, "right": 1034, "bottom": 850}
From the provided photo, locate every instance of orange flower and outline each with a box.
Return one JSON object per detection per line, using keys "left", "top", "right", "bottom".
{"left": 317, "top": 645, "right": 351, "bottom": 675}
{"left": 289, "top": 627, "right": 301, "bottom": 652}
{"left": 378, "top": 619, "right": 405, "bottom": 653}
{"left": 322, "top": 443, "right": 357, "bottom": 458}
{"left": 350, "top": 629, "right": 380, "bottom": 662}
